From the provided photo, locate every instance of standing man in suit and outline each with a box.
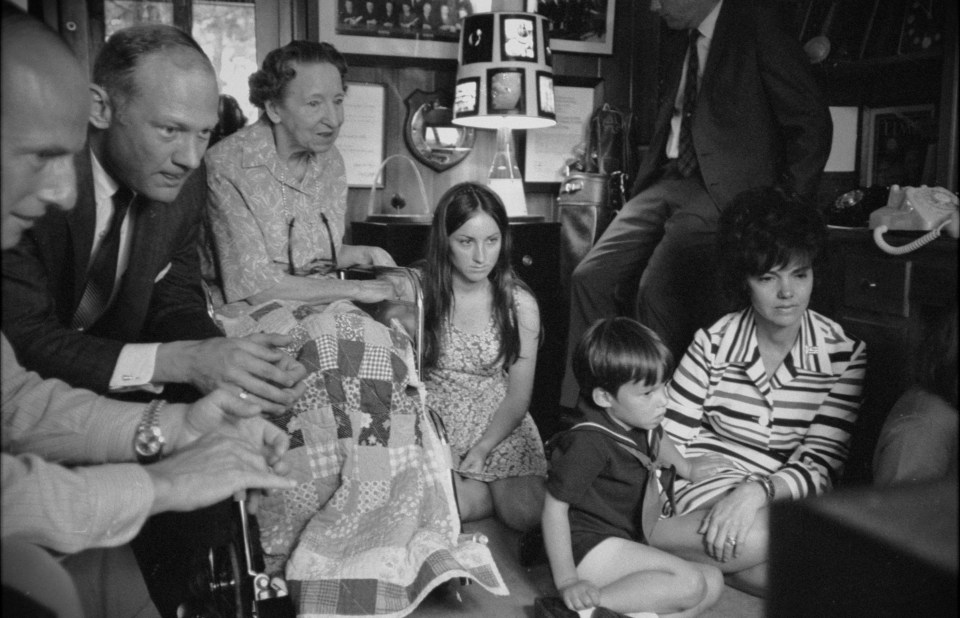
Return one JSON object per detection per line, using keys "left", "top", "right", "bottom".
{"left": 559, "top": 0, "right": 832, "bottom": 407}
{"left": 1, "top": 23, "right": 308, "bottom": 617}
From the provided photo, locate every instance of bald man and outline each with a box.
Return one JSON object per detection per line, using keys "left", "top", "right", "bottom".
{"left": 0, "top": 5, "right": 296, "bottom": 616}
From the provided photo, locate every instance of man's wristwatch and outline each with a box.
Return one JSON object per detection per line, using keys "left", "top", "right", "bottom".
{"left": 134, "top": 399, "right": 167, "bottom": 464}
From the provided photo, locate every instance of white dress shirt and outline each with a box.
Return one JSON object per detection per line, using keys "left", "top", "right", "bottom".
{"left": 666, "top": 0, "right": 722, "bottom": 160}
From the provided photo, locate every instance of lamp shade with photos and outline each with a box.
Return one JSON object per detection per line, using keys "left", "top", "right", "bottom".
{"left": 452, "top": 11, "right": 556, "bottom": 217}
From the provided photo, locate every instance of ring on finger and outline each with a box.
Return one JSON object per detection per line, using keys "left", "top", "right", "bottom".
{"left": 725, "top": 537, "right": 737, "bottom": 546}
{"left": 238, "top": 389, "right": 250, "bottom": 400}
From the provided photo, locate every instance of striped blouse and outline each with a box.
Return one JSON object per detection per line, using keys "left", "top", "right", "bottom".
{"left": 663, "top": 308, "right": 866, "bottom": 514}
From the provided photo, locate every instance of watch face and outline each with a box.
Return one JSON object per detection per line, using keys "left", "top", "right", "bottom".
{"left": 135, "top": 426, "right": 164, "bottom": 462}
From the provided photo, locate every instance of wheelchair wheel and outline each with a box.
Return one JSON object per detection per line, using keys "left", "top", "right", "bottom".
{"left": 179, "top": 539, "right": 247, "bottom": 618}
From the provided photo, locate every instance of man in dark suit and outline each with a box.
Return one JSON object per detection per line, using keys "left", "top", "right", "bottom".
{"left": 1, "top": 24, "right": 307, "bottom": 617}
{"left": 1, "top": 25, "right": 306, "bottom": 412}
{"left": 559, "top": 0, "right": 832, "bottom": 407}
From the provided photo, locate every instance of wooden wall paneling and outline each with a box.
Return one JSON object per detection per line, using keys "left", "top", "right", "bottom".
{"left": 47, "top": 0, "right": 92, "bottom": 76}
{"left": 937, "top": 0, "right": 958, "bottom": 192}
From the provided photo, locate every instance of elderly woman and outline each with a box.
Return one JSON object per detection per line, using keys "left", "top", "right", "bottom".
{"left": 650, "top": 187, "right": 867, "bottom": 596}
{"left": 201, "top": 42, "right": 506, "bottom": 617}
{"left": 202, "top": 40, "right": 394, "bottom": 314}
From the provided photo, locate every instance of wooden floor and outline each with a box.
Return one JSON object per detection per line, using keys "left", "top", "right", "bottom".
{"left": 413, "top": 517, "right": 764, "bottom": 617}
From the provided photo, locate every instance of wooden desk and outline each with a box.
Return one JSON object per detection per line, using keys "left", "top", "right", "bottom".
{"left": 814, "top": 229, "right": 958, "bottom": 486}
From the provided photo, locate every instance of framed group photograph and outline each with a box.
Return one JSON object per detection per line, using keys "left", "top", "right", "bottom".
{"left": 321, "top": 1, "right": 616, "bottom": 60}
{"left": 534, "top": 0, "right": 616, "bottom": 55}
{"left": 860, "top": 104, "right": 938, "bottom": 188}
{"left": 322, "top": 1, "right": 463, "bottom": 61}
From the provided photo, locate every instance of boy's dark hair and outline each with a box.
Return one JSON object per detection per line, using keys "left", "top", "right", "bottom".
{"left": 573, "top": 317, "right": 673, "bottom": 398}
{"left": 717, "top": 186, "right": 827, "bottom": 307}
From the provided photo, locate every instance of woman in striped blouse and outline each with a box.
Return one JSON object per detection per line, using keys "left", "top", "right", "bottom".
{"left": 649, "top": 187, "right": 867, "bottom": 596}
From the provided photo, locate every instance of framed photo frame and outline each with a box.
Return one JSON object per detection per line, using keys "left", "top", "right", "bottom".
{"left": 323, "top": 2, "right": 616, "bottom": 60}
{"left": 321, "top": 1, "right": 460, "bottom": 61}
{"left": 534, "top": 0, "right": 616, "bottom": 55}
{"left": 339, "top": 82, "right": 386, "bottom": 186}
{"left": 523, "top": 76, "right": 602, "bottom": 183}
{"left": 860, "top": 104, "right": 937, "bottom": 187}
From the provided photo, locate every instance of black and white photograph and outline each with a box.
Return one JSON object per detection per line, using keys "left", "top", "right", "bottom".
{"left": 0, "top": 1, "right": 956, "bottom": 618}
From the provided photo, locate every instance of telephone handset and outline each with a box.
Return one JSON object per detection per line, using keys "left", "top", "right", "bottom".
{"left": 869, "top": 185, "right": 960, "bottom": 255}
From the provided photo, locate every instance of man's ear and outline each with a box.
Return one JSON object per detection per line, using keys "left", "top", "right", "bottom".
{"left": 591, "top": 387, "right": 612, "bottom": 409}
{"left": 89, "top": 84, "right": 112, "bottom": 129}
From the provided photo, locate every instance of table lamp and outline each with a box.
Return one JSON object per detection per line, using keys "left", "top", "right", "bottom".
{"left": 452, "top": 11, "right": 556, "bottom": 217}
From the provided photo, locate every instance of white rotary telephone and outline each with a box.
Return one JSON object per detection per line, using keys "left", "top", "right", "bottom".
{"left": 869, "top": 185, "right": 960, "bottom": 255}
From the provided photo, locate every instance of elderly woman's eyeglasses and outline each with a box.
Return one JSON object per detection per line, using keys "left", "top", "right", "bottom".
{"left": 286, "top": 213, "right": 338, "bottom": 276}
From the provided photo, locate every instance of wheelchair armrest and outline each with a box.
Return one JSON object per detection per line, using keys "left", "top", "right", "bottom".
{"left": 337, "top": 266, "right": 424, "bottom": 377}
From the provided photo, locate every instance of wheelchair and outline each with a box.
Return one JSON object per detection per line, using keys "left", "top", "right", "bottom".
{"left": 183, "top": 266, "right": 429, "bottom": 618}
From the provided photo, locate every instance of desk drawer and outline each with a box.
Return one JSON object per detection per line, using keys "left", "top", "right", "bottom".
{"left": 843, "top": 255, "right": 911, "bottom": 317}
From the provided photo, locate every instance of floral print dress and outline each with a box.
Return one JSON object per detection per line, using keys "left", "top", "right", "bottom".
{"left": 425, "top": 311, "right": 547, "bottom": 482}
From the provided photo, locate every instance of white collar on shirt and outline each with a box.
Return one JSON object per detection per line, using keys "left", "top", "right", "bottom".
{"left": 697, "top": 0, "right": 722, "bottom": 41}
{"left": 87, "top": 148, "right": 134, "bottom": 278}
{"left": 714, "top": 308, "right": 837, "bottom": 377}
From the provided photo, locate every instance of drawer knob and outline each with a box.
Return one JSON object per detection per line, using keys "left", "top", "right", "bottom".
{"left": 521, "top": 255, "right": 534, "bottom": 267}
{"left": 860, "top": 279, "right": 878, "bottom": 291}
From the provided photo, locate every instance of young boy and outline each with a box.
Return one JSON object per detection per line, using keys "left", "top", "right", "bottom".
{"left": 542, "top": 318, "right": 726, "bottom": 618}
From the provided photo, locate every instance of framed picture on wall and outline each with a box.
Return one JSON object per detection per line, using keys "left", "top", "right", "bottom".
{"left": 523, "top": 76, "right": 602, "bottom": 183}
{"left": 533, "top": 0, "right": 616, "bottom": 55}
{"left": 339, "top": 82, "right": 386, "bottom": 186}
{"left": 861, "top": 104, "right": 938, "bottom": 188}
{"left": 323, "top": 0, "right": 460, "bottom": 61}
{"left": 323, "top": 1, "right": 616, "bottom": 60}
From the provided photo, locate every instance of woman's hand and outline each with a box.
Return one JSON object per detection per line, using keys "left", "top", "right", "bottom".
{"left": 459, "top": 442, "right": 493, "bottom": 476}
{"left": 348, "top": 279, "right": 397, "bottom": 304}
{"left": 338, "top": 244, "right": 396, "bottom": 268}
{"left": 686, "top": 453, "right": 734, "bottom": 482}
{"left": 558, "top": 578, "right": 601, "bottom": 612}
{"left": 698, "top": 481, "right": 767, "bottom": 562}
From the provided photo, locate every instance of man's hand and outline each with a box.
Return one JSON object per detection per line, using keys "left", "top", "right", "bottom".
{"left": 156, "top": 333, "right": 308, "bottom": 414}
{"left": 145, "top": 432, "right": 297, "bottom": 515}
{"left": 168, "top": 389, "right": 292, "bottom": 475}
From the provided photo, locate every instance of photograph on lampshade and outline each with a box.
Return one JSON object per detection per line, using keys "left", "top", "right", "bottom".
{"left": 501, "top": 15, "right": 537, "bottom": 61}
{"left": 462, "top": 13, "right": 494, "bottom": 64}
{"left": 488, "top": 69, "right": 525, "bottom": 114}
{"left": 454, "top": 77, "right": 480, "bottom": 117}
{"left": 537, "top": 71, "right": 556, "bottom": 117}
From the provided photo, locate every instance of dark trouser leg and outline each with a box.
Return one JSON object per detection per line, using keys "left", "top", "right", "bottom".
{"left": 559, "top": 183, "right": 676, "bottom": 407}
{"left": 636, "top": 178, "right": 728, "bottom": 364}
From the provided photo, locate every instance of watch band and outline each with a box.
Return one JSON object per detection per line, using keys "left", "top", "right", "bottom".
{"left": 134, "top": 399, "right": 167, "bottom": 464}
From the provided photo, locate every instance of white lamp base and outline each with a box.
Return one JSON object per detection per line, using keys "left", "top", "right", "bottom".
{"left": 487, "top": 177, "right": 528, "bottom": 218}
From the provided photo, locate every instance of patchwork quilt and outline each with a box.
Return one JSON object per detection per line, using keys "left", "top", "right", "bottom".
{"left": 217, "top": 299, "right": 508, "bottom": 617}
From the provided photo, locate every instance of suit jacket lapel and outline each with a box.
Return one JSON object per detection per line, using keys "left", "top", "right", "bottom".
{"left": 698, "top": 0, "right": 735, "bottom": 100}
